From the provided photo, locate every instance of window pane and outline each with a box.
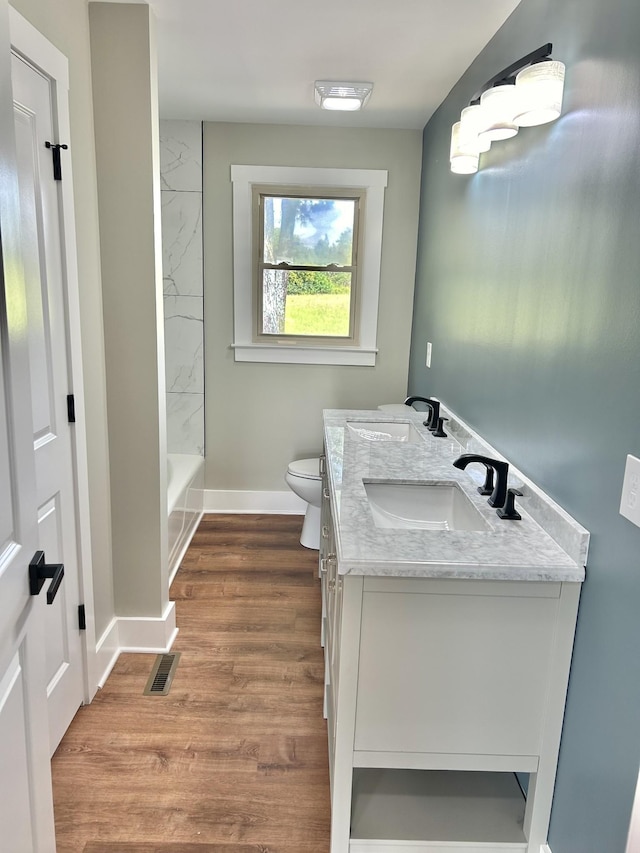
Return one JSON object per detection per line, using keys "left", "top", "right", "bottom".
{"left": 261, "top": 270, "right": 352, "bottom": 337}
{"left": 263, "top": 196, "right": 355, "bottom": 266}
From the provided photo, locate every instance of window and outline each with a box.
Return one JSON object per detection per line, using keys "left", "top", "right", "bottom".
{"left": 254, "top": 187, "right": 363, "bottom": 345}
{"left": 231, "top": 165, "right": 388, "bottom": 366}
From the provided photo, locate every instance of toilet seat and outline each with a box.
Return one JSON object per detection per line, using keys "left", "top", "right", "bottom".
{"left": 287, "top": 458, "right": 321, "bottom": 481}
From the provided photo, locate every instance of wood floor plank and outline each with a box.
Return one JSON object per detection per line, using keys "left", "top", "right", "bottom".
{"left": 170, "top": 580, "right": 320, "bottom": 603}
{"left": 82, "top": 845, "right": 308, "bottom": 853}
{"left": 82, "top": 845, "right": 307, "bottom": 853}
{"left": 52, "top": 514, "right": 330, "bottom": 853}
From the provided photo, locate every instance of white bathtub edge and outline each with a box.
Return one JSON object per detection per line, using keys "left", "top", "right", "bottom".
{"left": 167, "top": 453, "right": 204, "bottom": 515}
{"left": 168, "top": 453, "right": 205, "bottom": 578}
{"left": 169, "top": 509, "right": 204, "bottom": 586}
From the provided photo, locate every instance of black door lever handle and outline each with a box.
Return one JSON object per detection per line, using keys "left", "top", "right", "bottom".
{"left": 29, "top": 551, "right": 65, "bottom": 604}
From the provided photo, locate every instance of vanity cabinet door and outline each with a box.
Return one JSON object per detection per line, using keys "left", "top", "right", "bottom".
{"left": 354, "top": 582, "right": 560, "bottom": 757}
{"left": 324, "top": 549, "right": 338, "bottom": 693}
{"left": 319, "top": 454, "right": 330, "bottom": 566}
{"left": 329, "top": 572, "right": 343, "bottom": 725}
{"left": 319, "top": 453, "right": 330, "bottom": 646}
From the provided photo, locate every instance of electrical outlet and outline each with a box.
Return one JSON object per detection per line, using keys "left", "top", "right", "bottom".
{"left": 426, "top": 342, "right": 432, "bottom": 368}
{"left": 620, "top": 454, "right": 640, "bottom": 528}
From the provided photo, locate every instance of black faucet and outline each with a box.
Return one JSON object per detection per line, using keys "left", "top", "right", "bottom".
{"left": 404, "top": 395, "right": 431, "bottom": 408}
{"left": 403, "top": 396, "right": 440, "bottom": 430}
{"left": 452, "top": 453, "right": 510, "bottom": 508}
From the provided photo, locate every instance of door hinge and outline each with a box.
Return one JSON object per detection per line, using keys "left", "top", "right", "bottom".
{"left": 78, "top": 604, "right": 86, "bottom": 631}
{"left": 67, "top": 393, "right": 76, "bottom": 423}
{"left": 44, "top": 141, "right": 68, "bottom": 181}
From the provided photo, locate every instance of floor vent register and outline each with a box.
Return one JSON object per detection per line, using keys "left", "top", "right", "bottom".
{"left": 143, "top": 652, "right": 181, "bottom": 695}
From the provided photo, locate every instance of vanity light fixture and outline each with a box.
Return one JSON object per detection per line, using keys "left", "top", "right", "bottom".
{"left": 450, "top": 121, "right": 480, "bottom": 174}
{"left": 450, "top": 43, "right": 565, "bottom": 174}
{"left": 314, "top": 80, "right": 373, "bottom": 111}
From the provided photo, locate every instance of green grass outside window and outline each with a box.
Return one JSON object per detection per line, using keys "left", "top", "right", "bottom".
{"left": 283, "top": 293, "right": 351, "bottom": 337}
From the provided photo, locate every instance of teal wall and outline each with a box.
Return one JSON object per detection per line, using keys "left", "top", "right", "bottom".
{"left": 408, "top": 0, "right": 640, "bottom": 850}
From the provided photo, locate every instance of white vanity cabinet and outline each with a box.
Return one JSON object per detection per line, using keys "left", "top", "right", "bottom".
{"left": 319, "top": 410, "right": 587, "bottom": 853}
{"left": 319, "top": 463, "right": 583, "bottom": 852}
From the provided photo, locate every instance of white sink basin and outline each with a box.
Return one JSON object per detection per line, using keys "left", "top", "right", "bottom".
{"left": 347, "top": 421, "right": 423, "bottom": 444}
{"left": 364, "top": 481, "right": 490, "bottom": 532}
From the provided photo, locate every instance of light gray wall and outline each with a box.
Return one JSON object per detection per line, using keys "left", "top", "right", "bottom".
{"left": 89, "top": 3, "right": 168, "bottom": 617}
{"left": 11, "top": 0, "right": 115, "bottom": 639}
{"left": 408, "top": 0, "right": 640, "bottom": 850}
{"left": 203, "top": 122, "right": 422, "bottom": 491}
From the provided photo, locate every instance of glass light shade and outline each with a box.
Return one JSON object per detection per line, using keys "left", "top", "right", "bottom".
{"left": 459, "top": 104, "right": 492, "bottom": 153}
{"left": 478, "top": 84, "right": 519, "bottom": 143}
{"left": 450, "top": 121, "right": 479, "bottom": 174}
{"left": 450, "top": 155, "right": 479, "bottom": 174}
{"left": 321, "top": 96, "right": 362, "bottom": 111}
{"left": 514, "top": 60, "right": 565, "bottom": 126}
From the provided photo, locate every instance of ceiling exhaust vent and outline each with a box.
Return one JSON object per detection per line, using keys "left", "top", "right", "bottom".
{"left": 143, "top": 652, "right": 181, "bottom": 696}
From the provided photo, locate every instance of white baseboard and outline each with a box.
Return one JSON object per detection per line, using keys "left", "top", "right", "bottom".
{"left": 95, "top": 617, "right": 120, "bottom": 688}
{"left": 203, "top": 488, "right": 306, "bottom": 514}
{"left": 349, "top": 842, "right": 528, "bottom": 852}
{"left": 94, "top": 602, "right": 178, "bottom": 688}
{"left": 118, "top": 601, "right": 178, "bottom": 653}
{"left": 541, "top": 846, "right": 553, "bottom": 853}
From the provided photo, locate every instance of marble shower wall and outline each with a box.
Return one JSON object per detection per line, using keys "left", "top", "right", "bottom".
{"left": 159, "top": 120, "right": 204, "bottom": 455}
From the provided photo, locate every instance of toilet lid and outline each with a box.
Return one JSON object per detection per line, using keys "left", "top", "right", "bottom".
{"left": 287, "top": 457, "right": 322, "bottom": 480}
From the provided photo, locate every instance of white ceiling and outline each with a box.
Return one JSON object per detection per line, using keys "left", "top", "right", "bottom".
{"left": 111, "top": 0, "right": 523, "bottom": 129}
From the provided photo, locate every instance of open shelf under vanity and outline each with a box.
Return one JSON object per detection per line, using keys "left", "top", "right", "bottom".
{"left": 350, "top": 768, "right": 527, "bottom": 852}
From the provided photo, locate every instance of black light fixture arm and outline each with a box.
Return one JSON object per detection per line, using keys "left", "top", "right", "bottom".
{"left": 470, "top": 43, "right": 553, "bottom": 103}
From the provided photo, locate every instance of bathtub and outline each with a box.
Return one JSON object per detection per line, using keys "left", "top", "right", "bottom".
{"left": 167, "top": 453, "right": 204, "bottom": 583}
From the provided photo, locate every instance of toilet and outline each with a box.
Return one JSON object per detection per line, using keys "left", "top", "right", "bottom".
{"left": 285, "top": 458, "right": 323, "bottom": 549}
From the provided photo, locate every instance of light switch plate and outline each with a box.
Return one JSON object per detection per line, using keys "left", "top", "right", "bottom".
{"left": 620, "top": 454, "right": 640, "bottom": 528}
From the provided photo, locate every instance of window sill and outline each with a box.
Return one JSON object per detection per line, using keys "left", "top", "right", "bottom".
{"left": 231, "top": 342, "right": 378, "bottom": 366}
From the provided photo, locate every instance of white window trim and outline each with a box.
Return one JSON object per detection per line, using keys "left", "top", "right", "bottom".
{"left": 231, "top": 164, "right": 388, "bottom": 366}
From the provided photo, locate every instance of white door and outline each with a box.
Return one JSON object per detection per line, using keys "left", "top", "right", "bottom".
{"left": 0, "top": 3, "right": 57, "bottom": 849}
{"left": 0, "top": 350, "right": 57, "bottom": 850}
{"left": 11, "top": 51, "right": 84, "bottom": 754}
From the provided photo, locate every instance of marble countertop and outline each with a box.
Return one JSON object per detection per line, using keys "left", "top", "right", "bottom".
{"left": 323, "top": 406, "right": 588, "bottom": 582}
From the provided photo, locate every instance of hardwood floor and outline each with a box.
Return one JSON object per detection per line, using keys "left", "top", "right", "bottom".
{"left": 52, "top": 515, "right": 330, "bottom": 853}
